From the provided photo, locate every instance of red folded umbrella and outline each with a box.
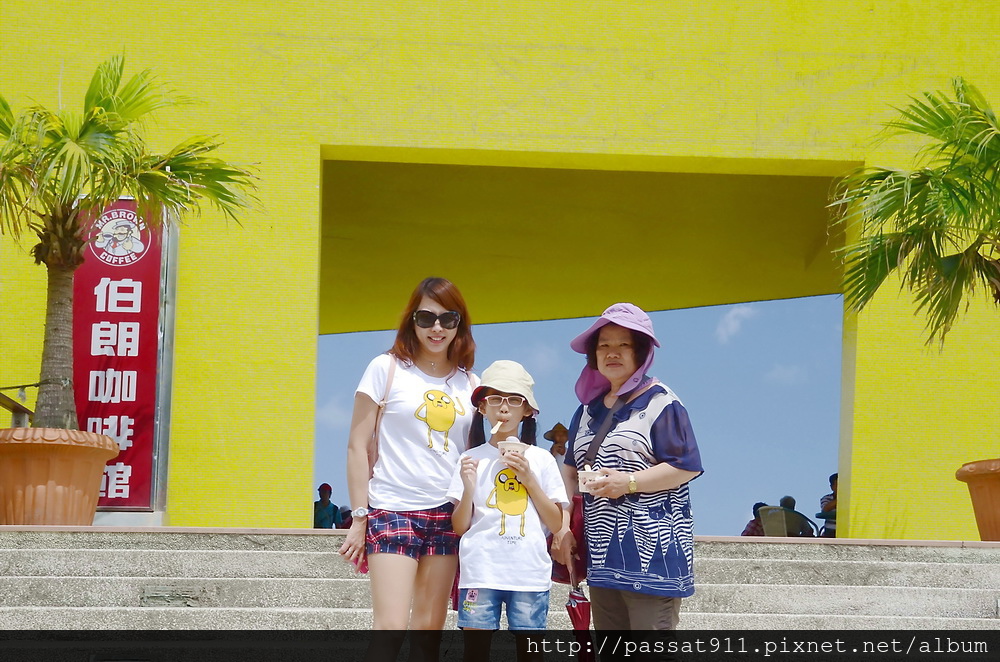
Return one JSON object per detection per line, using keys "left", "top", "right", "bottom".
{"left": 566, "top": 584, "right": 591, "bottom": 630}
{"left": 566, "top": 568, "right": 596, "bottom": 662}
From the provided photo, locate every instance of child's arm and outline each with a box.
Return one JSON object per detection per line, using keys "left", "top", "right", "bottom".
{"left": 502, "top": 452, "right": 563, "bottom": 533}
{"left": 452, "top": 455, "right": 479, "bottom": 536}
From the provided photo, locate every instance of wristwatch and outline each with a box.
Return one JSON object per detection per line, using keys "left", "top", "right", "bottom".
{"left": 628, "top": 474, "right": 638, "bottom": 494}
{"left": 351, "top": 507, "right": 370, "bottom": 519}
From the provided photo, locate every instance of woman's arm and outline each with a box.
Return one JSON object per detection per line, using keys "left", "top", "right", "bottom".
{"left": 589, "top": 462, "right": 700, "bottom": 499}
{"left": 338, "top": 392, "right": 379, "bottom": 562}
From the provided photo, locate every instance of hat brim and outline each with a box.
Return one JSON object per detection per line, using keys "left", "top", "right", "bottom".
{"left": 570, "top": 318, "right": 660, "bottom": 354}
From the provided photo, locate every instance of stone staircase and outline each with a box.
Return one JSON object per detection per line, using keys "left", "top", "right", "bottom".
{"left": 0, "top": 527, "right": 998, "bottom": 630}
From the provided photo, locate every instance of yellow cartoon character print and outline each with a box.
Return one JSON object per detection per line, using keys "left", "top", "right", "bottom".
{"left": 415, "top": 389, "right": 464, "bottom": 451}
{"left": 486, "top": 468, "right": 528, "bottom": 536}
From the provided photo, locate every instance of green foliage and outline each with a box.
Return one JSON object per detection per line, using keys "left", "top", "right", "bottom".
{"left": 0, "top": 55, "right": 257, "bottom": 428}
{"left": 0, "top": 54, "right": 256, "bottom": 260}
{"left": 831, "top": 77, "right": 1000, "bottom": 344}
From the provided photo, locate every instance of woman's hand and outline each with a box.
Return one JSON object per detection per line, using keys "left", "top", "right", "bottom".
{"left": 588, "top": 468, "right": 630, "bottom": 499}
{"left": 550, "top": 525, "right": 577, "bottom": 567}
{"left": 338, "top": 516, "right": 368, "bottom": 567}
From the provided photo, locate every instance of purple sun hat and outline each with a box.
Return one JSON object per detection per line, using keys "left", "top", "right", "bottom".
{"left": 570, "top": 303, "right": 660, "bottom": 403}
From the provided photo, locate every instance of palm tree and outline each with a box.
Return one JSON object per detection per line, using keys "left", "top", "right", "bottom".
{"left": 831, "top": 77, "right": 1000, "bottom": 344}
{"left": 0, "top": 56, "right": 256, "bottom": 429}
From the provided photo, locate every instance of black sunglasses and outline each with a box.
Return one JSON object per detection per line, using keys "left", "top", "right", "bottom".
{"left": 412, "top": 309, "right": 462, "bottom": 329}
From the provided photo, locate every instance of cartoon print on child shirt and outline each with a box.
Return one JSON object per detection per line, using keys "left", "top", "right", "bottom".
{"left": 486, "top": 468, "right": 528, "bottom": 536}
{"left": 414, "top": 389, "right": 465, "bottom": 451}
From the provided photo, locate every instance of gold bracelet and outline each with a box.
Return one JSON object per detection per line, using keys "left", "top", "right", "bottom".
{"left": 628, "top": 474, "right": 638, "bottom": 494}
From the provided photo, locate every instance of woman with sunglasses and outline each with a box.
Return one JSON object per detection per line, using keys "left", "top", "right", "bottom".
{"left": 340, "top": 276, "right": 477, "bottom": 660}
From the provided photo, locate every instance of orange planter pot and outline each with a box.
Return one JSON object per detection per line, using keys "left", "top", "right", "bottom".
{"left": 0, "top": 428, "right": 119, "bottom": 525}
{"left": 956, "top": 458, "right": 1000, "bottom": 542}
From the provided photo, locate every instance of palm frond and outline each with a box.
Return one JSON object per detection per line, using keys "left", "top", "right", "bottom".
{"left": 0, "top": 94, "right": 14, "bottom": 138}
{"left": 83, "top": 55, "right": 125, "bottom": 115}
{"left": 831, "top": 77, "right": 1000, "bottom": 343}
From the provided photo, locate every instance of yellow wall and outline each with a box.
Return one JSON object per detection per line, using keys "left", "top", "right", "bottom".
{"left": 1, "top": 1, "right": 998, "bottom": 535}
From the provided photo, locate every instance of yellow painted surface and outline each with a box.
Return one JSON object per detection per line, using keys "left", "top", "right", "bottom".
{"left": 0, "top": 1, "right": 997, "bottom": 534}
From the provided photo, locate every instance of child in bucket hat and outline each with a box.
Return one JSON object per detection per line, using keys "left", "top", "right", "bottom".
{"left": 446, "top": 360, "right": 569, "bottom": 653}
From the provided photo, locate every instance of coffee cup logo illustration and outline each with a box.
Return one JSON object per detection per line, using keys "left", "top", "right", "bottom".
{"left": 90, "top": 208, "right": 149, "bottom": 266}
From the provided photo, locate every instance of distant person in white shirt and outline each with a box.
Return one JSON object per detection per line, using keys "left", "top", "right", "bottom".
{"left": 543, "top": 422, "right": 569, "bottom": 465}
{"left": 448, "top": 360, "right": 568, "bottom": 661}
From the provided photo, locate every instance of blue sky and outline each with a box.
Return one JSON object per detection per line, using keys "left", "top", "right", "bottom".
{"left": 315, "top": 294, "right": 842, "bottom": 536}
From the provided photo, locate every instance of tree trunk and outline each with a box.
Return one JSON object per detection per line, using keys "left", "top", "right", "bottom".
{"left": 35, "top": 264, "right": 78, "bottom": 430}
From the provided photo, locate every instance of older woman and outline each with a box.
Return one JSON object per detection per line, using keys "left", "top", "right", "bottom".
{"left": 552, "top": 303, "right": 703, "bottom": 630}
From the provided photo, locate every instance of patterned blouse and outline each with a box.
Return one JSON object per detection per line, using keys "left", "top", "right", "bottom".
{"left": 566, "top": 384, "right": 703, "bottom": 598}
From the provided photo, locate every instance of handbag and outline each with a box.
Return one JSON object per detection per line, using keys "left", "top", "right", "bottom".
{"left": 550, "top": 395, "right": 627, "bottom": 584}
{"left": 367, "top": 355, "right": 396, "bottom": 478}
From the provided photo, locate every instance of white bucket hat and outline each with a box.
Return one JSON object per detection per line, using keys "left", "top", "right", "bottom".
{"left": 471, "top": 360, "right": 540, "bottom": 413}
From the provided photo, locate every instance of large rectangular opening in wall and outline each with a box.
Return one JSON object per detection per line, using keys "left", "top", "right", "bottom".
{"left": 319, "top": 147, "right": 857, "bottom": 334}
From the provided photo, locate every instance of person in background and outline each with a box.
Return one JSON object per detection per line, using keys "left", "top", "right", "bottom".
{"left": 779, "top": 495, "right": 816, "bottom": 537}
{"left": 543, "top": 422, "right": 568, "bottom": 465}
{"left": 740, "top": 501, "right": 769, "bottom": 536}
{"left": 314, "top": 483, "right": 341, "bottom": 529}
{"left": 339, "top": 276, "right": 478, "bottom": 662}
{"left": 820, "top": 472, "right": 838, "bottom": 538}
{"left": 552, "top": 303, "right": 704, "bottom": 631}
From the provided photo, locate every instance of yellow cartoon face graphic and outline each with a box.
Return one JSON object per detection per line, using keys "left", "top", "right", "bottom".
{"left": 486, "top": 469, "right": 528, "bottom": 536}
{"left": 415, "top": 389, "right": 465, "bottom": 451}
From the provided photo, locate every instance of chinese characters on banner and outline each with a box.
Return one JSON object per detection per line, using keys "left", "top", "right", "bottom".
{"left": 73, "top": 200, "right": 163, "bottom": 510}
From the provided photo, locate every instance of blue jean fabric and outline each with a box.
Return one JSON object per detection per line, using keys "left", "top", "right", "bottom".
{"left": 456, "top": 587, "right": 549, "bottom": 630}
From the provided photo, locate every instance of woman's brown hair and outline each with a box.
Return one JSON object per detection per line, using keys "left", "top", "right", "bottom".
{"left": 390, "top": 277, "right": 476, "bottom": 371}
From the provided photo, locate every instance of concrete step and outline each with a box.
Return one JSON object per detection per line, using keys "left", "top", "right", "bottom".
{"left": 2, "top": 575, "right": 996, "bottom": 620}
{"left": 695, "top": 557, "right": 1000, "bottom": 588}
{"left": 0, "top": 549, "right": 353, "bottom": 579}
{"left": 5, "top": 547, "right": 998, "bottom": 591}
{"left": 686, "top": 583, "right": 1000, "bottom": 618}
{"left": 0, "top": 606, "right": 997, "bottom": 631}
{"left": 3, "top": 528, "right": 998, "bottom": 564}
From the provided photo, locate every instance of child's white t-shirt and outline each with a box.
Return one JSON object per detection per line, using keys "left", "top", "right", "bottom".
{"left": 357, "top": 353, "right": 478, "bottom": 511}
{"left": 446, "top": 442, "right": 569, "bottom": 591}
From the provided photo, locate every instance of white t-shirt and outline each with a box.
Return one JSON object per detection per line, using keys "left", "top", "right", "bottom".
{"left": 446, "top": 442, "right": 569, "bottom": 591}
{"left": 357, "top": 353, "right": 479, "bottom": 511}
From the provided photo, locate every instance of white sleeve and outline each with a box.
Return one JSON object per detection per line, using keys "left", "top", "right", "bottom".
{"left": 356, "top": 353, "right": 391, "bottom": 403}
{"left": 445, "top": 455, "right": 466, "bottom": 504}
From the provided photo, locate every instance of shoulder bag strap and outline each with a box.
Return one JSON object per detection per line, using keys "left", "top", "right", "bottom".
{"left": 583, "top": 395, "right": 626, "bottom": 467}
{"left": 581, "top": 381, "right": 657, "bottom": 467}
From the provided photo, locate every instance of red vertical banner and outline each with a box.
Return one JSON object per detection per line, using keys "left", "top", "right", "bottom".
{"left": 73, "top": 199, "right": 163, "bottom": 510}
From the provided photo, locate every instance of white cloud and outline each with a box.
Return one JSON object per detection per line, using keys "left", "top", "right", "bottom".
{"left": 524, "top": 341, "right": 563, "bottom": 377}
{"left": 715, "top": 304, "right": 759, "bottom": 344}
{"left": 764, "top": 363, "right": 808, "bottom": 385}
{"left": 316, "top": 395, "right": 353, "bottom": 431}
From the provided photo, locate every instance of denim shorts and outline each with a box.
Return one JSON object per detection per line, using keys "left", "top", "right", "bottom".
{"left": 457, "top": 587, "right": 550, "bottom": 630}
{"left": 365, "top": 503, "right": 460, "bottom": 560}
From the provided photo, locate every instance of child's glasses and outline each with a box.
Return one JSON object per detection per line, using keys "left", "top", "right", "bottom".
{"left": 483, "top": 395, "right": 526, "bottom": 408}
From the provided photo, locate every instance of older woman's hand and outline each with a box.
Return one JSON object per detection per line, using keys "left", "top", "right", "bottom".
{"left": 588, "top": 468, "right": 631, "bottom": 499}
{"left": 550, "top": 526, "right": 577, "bottom": 567}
